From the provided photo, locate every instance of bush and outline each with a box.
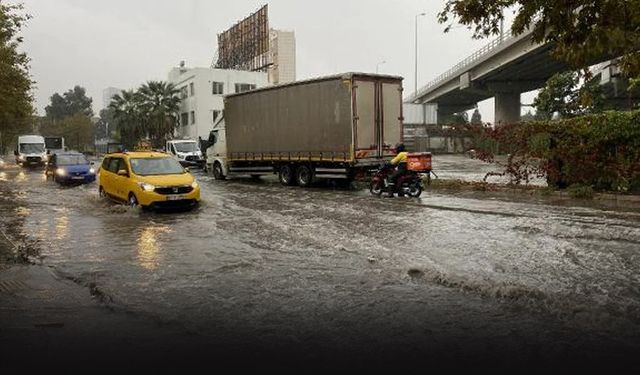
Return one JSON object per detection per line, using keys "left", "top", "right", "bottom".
{"left": 469, "top": 110, "right": 640, "bottom": 193}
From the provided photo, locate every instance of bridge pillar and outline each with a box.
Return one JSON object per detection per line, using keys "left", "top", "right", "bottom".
{"left": 494, "top": 92, "right": 520, "bottom": 126}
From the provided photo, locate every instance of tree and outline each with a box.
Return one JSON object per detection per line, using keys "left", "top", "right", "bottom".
{"left": 96, "top": 108, "right": 115, "bottom": 140}
{"left": 438, "top": 1, "right": 640, "bottom": 81}
{"left": 109, "top": 81, "right": 181, "bottom": 148}
{"left": 44, "top": 85, "right": 93, "bottom": 122}
{"left": 0, "top": 2, "right": 33, "bottom": 154}
{"left": 137, "top": 81, "right": 180, "bottom": 147}
{"left": 533, "top": 72, "right": 607, "bottom": 119}
{"left": 470, "top": 108, "right": 482, "bottom": 125}
{"left": 109, "top": 90, "right": 143, "bottom": 149}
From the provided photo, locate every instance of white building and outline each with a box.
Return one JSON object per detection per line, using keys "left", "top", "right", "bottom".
{"left": 268, "top": 29, "right": 296, "bottom": 85}
{"left": 168, "top": 65, "right": 268, "bottom": 140}
{"left": 102, "top": 87, "right": 123, "bottom": 110}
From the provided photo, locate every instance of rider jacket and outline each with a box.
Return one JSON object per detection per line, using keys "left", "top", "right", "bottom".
{"left": 390, "top": 151, "right": 408, "bottom": 171}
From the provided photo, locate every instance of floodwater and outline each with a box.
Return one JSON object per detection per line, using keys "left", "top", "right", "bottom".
{"left": 1, "top": 157, "right": 639, "bottom": 367}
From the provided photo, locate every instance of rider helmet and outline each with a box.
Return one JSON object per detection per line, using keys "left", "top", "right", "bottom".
{"left": 395, "top": 143, "right": 406, "bottom": 153}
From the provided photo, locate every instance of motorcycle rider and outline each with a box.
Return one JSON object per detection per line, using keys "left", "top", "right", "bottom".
{"left": 387, "top": 143, "right": 408, "bottom": 194}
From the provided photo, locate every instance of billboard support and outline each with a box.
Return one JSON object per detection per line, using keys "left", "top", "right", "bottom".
{"left": 216, "top": 5, "right": 270, "bottom": 72}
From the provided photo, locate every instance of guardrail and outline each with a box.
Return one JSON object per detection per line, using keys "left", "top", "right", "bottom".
{"left": 412, "top": 28, "right": 530, "bottom": 101}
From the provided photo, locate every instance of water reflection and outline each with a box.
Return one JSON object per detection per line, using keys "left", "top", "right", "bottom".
{"left": 137, "top": 225, "right": 170, "bottom": 270}
{"left": 55, "top": 213, "right": 69, "bottom": 241}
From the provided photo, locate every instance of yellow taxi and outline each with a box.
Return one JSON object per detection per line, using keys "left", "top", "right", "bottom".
{"left": 98, "top": 151, "right": 200, "bottom": 210}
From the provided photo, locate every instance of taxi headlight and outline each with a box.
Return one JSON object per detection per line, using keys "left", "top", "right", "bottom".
{"left": 138, "top": 182, "right": 155, "bottom": 192}
{"left": 191, "top": 181, "right": 199, "bottom": 189}
{"left": 56, "top": 168, "right": 66, "bottom": 176}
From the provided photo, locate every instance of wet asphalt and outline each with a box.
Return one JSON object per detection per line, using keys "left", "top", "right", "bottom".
{"left": 0, "top": 155, "right": 639, "bottom": 368}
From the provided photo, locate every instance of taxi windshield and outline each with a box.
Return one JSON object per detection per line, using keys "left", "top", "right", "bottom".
{"left": 130, "top": 157, "right": 185, "bottom": 176}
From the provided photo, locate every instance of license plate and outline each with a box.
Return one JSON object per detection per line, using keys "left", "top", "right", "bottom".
{"left": 71, "top": 176, "right": 84, "bottom": 180}
{"left": 166, "top": 194, "right": 185, "bottom": 201}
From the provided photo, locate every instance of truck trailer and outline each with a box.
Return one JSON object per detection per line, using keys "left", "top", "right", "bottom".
{"left": 205, "top": 72, "right": 404, "bottom": 186}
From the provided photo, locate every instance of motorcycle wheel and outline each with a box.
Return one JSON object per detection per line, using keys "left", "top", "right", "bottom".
{"left": 369, "top": 181, "right": 383, "bottom": 196}
{"left": 408, "top": 182, "right": 422, "bottom": 198}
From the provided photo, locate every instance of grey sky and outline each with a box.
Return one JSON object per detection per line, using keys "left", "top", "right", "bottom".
{"left": 18, "top": 0, "right": 536, "bottom": 122}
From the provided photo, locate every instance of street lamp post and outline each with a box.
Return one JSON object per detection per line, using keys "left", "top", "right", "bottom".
{"left": 376, "top": 60, "right": 386, "bottom": 74}
{"left": 415, "top": 12, "right": 426, "bottom": 97}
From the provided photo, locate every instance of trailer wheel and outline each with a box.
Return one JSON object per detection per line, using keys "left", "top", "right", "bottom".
{"left": 279, "top": 165, "right": 297, "bottom": 186}
{"left": 296, "top": 165, "right": 314, "bottom": 187}
{"left": 213, "top": 162, "right": 226, "bottom": 180}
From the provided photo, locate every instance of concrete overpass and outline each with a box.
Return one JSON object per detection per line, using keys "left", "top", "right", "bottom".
{"left": 408, "top": 29, "right": 580, "bottom": 124}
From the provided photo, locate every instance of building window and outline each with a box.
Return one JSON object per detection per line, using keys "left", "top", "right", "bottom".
{"left": 180, "top": 86, "right": 188, "bottom": 99}
{"left": 235, "top": 83, "right": 256, "bottom": 93}
{"left": 212, "top": 110, "right": 221, "bottom": 123}
{"left": 190, "top": 111, "right": 195, "bottom": 124}
{"left": 212, "top": 82, "right": 224, "bottom": 95}
{"left": 181, "top": 112, "right": 189, "bottom": 126}
{"left": 189, "top": 82, "right": 195, "bottom": 96}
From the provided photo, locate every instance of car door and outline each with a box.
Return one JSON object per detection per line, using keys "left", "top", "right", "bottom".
{"left": 110, "top": 157, "right": 129, "bottom": 200}
{"left": 104, "top": 157, "right": 122, "bottom": 198}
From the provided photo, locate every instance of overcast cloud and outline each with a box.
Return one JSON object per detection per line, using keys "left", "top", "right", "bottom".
{"left": 17, "top": 0, "right": 536, "bottom": 122}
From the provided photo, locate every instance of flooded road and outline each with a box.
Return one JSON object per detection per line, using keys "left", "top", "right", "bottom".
{"left": 1, "top": 160, "right": 640, "bottom": 367}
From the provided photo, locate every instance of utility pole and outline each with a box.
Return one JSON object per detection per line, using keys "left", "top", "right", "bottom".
{"left": 415, "top": 12, "right": 426, "bottom": 97}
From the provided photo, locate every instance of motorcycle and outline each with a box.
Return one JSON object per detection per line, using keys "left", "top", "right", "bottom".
{"left": 369, "top": 163, "right": 423, "bottom": 198}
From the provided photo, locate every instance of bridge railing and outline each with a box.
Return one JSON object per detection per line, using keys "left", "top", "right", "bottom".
{"left": 413, "top": 29, "right": 522, "bottom": 101}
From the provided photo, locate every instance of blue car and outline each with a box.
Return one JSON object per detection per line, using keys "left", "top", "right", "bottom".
{"left": 45, "top": 152, "right": 96, "bottom": 184}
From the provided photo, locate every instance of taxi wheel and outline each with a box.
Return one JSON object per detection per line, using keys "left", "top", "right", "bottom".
{"left": 128, "top": 193, "right": 139, "bottom": 207}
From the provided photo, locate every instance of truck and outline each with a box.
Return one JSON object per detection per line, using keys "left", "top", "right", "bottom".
{"left": 15, "top": 135, "right": 47, "bottom": 167}
{"left": 205, "top": 72, "right": 404, "bottom": 186}
{"left": 44, "top": 136, "right": 66, "bottom": 154}
{"left": 165, "top": 139, "right": 204, "bottom": 168}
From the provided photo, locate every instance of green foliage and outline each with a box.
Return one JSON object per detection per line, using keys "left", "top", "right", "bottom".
{"left": 109, "top": 81, "right": 180, "bottom": 148}
{"left": 39, "top": 85, "right": 95, "bottom": 151}
{"left": 44, "top": 86, "right": 93, "bottom": 121}
{"left": 469, "top": 110, "right": 640, "bottom": 192}
{"left": 438, "top": 1, "right": 640, "bottom": 82}
{"left": 95, "top": 108, "right": 114, "bottom": 140}
{"left": 533, "top": 72, "right": 607, "bottom": 119}
{"left": 0, "top": 2, "right": 33, "bottom": 153}
{"left": 38, "top": 113, "right": 95, "bottom": 152}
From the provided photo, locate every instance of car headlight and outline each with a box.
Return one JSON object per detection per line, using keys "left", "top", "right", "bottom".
{"left": 138, "top": 182, "right": 155, "bottom": 192}
{"left": 89, "top": 168, "right": 95, "bottom": 174}
{"left": 56, "top": 168, "right": 66, "bottom": 176}
{"left": 18, "top": 155, "right": 25, "bottom": 161}
{"left": 191, "top": 181, "right": 199, "bottom": 189}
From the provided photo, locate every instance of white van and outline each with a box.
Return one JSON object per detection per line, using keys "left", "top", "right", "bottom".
{"left": 15, "top": 135, "right": 47, "bottom": 167}
{"left": 165, "top": 139, "right": 204, "bottom": 167}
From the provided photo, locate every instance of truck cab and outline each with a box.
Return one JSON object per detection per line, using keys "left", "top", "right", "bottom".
{"left": 205, "top": 120, "right": 228, "bottom": 179}
{"left": 165, "top": 139, "right": 204, "bottom": 168}
{"left": 44, "top": 136, "right": 66, "bottom": 154}
{"left": 15, "top": 135, "right": 47, "bottom": 167}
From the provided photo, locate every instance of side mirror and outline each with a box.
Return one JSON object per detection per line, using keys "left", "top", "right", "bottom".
{"left": 184, "top": 167, "right": 190, "bottom": 172}
{"left": 14, "top": 150, "right": 18, "bottom": 156}
{"left": 117, "top": 169, "right": 128, "bottom": 176}
{"left": 90, "top": 161, "right": 95, "bottom": 166}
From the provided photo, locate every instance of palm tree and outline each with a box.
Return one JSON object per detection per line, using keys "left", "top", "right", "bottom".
{"left": 109, "top": 90, "right": 144, "bottom": 149}
{"left": 137, "top": 81, "right": 181, "bottom": 147}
